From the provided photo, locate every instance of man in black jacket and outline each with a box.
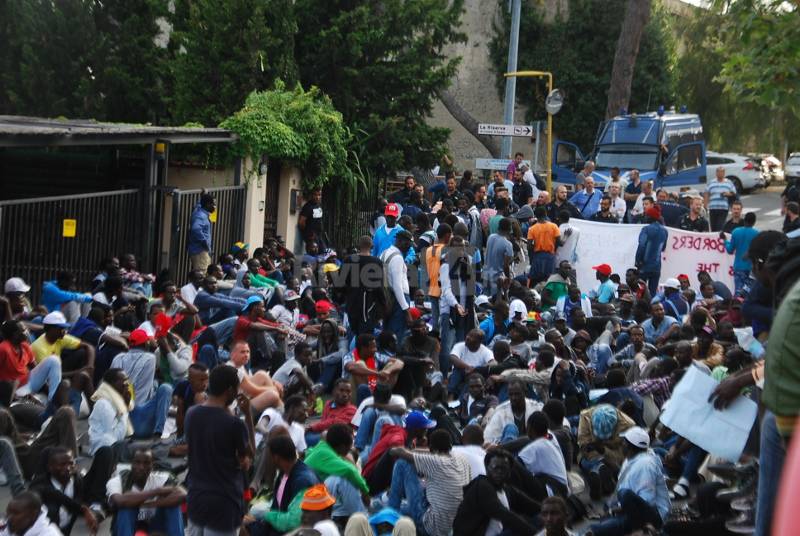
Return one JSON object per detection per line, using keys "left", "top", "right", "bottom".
{"left": 341, "top": 235, "right": 385, "bottom": 336}
{"left": 453, "top": 448, "right": 539, "bottom": 536}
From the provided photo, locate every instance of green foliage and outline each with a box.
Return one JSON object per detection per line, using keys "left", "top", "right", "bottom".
{"left": 220, "top": 81, "right": 353, "bottom": 190}
{"left": 712, "top": 0, "right": 799, "bottom": 121}
{"left": 169, "top": 0, "right": 298, "bottom": 127}
{"left": 489, "top": 0, "right": 676, "bottom": 151}
{"left": 294, "top": 0, "right": 466, "bottom": 177}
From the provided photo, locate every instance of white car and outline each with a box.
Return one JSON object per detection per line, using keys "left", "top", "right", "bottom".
{"left": 705, "top": 152, "right": 765, "bottom": 193}
{"left": 786, "top": 153, "right": 800, "bottom": 181}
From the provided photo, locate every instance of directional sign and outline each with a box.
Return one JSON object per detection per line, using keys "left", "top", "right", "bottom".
{"left": 475, "top": 158, "right": 531, "bottom": 171}
{"left": 478, "top": 123, "right": 534, "bottom": 137}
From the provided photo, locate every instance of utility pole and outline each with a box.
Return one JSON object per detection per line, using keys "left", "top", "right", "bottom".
{"left": 501, "top": 0, "right": 521, "bottom": 159}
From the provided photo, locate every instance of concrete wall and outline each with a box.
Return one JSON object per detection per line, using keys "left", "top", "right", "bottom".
{"left": 276, "top": 165, "right": 303, "bottom": 254}
{"left": 243, "top": 159, "right": 267, "bottom": 251}
{"left": 167, "top": 164, "right": 236, "bottom": 190}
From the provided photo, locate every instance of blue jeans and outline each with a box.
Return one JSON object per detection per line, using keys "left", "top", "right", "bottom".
{"left": 529, "top": 251, "right": 556, "bottom": 285}
{"left": 23, "top": 355, "right": 61, "bottom": 401}
{"left": 756, "top": 411, "right": 785, "bottom": 536}
{"left": 129, "top": 384, "right": 173, "bottom": 438}
{"left": 196, "top": 344, "right": 221, "bottom": 370}
{"left": 113, "top": 505, "right": 184, "bottom": 536}
{"left": 326, "top": 475, "right": 367, "bottom": 518}
{"left": 388, "top": 459, "right": 428, "bottom": 529}
{"left": 305, "top": 431, "right": 322, "bottom": 448}
{"left": 447, "top": 367, "right": 466, "bottom": 396}
{"left": 438, "top": 313, "right": 454, "bottom": 374}
{"left": 355, "top": 384, "right": 372, "bottom": 406}
{"left": 589, "top": 489, "right": 662, "bottom": 536}
{"left": 387, "top": 298, "right": 410, "bottom": 341}
{"left": 680, "top": 444, "right": 707, "bottom": 482}
{"left": 733, "top": 270, "right": 752, "bottom": 296}
{"left": 429, "top": 297, "right": 440, "bottom": 333}
{"left": 639, "top": 272, "right": 660, "bottom": 298}
{"left": 500, "top": 423, "right": 520, "bottom": 444}
{"left": 0, "top": 437, "right": 25, "bottom": 495}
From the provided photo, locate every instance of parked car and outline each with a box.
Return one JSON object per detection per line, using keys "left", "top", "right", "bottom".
{"left": 705, "top": 151, "right": 765, "bottom": 193}
{"left": 786, "top": 153, "right": 800, "bottom": 182}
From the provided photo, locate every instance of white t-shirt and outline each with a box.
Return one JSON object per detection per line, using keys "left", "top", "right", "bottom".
{"left": 225, "top": 361, "right": 247, "bottom": 383}
{"left": 452, "top": 445, "right": 486, "bottom": 480}
{"left": 485, "top": 490, "right": 509, "bottom": 536}
{"left": 180, "top": 283, "right": 199, "bottom": 305}
{"left": 106, "top": 471, "right": 173, "bottom": 521}
{"left": 256, "top": 407, "right": 307, "bottom": 452}
{"left": 450, "top": 341, "right": 494, "bottom": 368}
{"left": 313, "top": 520, "right": 341, "bottom": 536}
{"left": 556, "top": 223, "right": 580, "bottom": 264}
{"left": 518, "top": 434, "right": 569, "bottom": 486}
{"left": 351, "top": 395, "right": 407, "bottom": 427}
{"left": 272, "top": 358, "right": 303, "bottom": 385}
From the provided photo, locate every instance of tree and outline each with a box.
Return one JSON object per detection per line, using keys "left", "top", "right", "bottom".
{"left": 605, "top": 0, "right": 652, "bottom": 119}
{"left": 438, "top": 89, "right": 502, "bottom": 157}
{"left": 489, "top": 0, "right": 675, "bottom": 151}
{"left": 294, "top": 0, "right": 466, "bottom": 177}
{"left": 170, "top": 0, "right": 297, "bottom": 127}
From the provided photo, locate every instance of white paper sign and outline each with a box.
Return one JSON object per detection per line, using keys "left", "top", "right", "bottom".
{"left": 659, "top": 366, "right": 757, "bottom": 462}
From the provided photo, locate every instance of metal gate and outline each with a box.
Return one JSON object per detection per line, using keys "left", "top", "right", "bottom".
{"left": 322, "top": 177, "right": 385, "bottom": 251}
{"left": 166, "top": 185, "right": 246, "bottom": 284}
{"left": 0, "top": 189, "right": 144, "bottom": 303}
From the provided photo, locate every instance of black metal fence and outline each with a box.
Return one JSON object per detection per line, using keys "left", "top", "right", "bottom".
{"left": 0, "top": 189, "right": 144, "bottom": 303}
{"left": 322, "top": 177, "right": 385, "bottom": 251}
{"left": 167, "top": 185, "right": 246, "bottom": 284}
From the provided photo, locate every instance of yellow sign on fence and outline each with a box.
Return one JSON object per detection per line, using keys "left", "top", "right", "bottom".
{"left": 62, "top": 219, "right": 77, "bottom": 238}
{"left": 209, "top": 210, "right": 217, "bottom": 223}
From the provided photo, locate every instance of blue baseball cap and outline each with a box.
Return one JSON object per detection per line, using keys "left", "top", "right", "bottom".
{"left": 369, "top": 507, "right": 401, "bottom": 527}
{"left": 403, "top": 410, "right": 437, "bottom": 430}
{"left": 241, "top": 295, "right": 264, "bottom": 312}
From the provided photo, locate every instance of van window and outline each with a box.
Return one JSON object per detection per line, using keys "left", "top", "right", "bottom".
{"left": 666, "top": 144, "right": 703, "bottom": 175}
{"left": 556, "top": 144, "right": 577, "bottom": 167}
{"left": 707, "top": 156, "right": 720, "bottom": 165}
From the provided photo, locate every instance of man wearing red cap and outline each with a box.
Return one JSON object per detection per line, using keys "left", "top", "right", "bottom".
{"left": 371, "top": 203, "right": 404, "bottom": 258}
{"left": 636, "top": 205, "right": 669, "bottom": 296}
{"left": 589, "top": 264, "right": 616, "bottom": 304}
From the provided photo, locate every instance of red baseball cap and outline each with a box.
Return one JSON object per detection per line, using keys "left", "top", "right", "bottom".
{"left": 408, "top": 307, "right": 422, "bottom": 321}
{"left": 385, "top": 203, "right": 400, "bottom": 217}
{"left": 592, "top": 263, "right": 613, "bottom": 277}
{"left": 677, "top": 274, "right": 690, "bottom": 281}
{"left": 129, "top": 329, "right": 152, "bottom": 347}
{"left": 315, "top": 300, "right": 334, "bottom": 314}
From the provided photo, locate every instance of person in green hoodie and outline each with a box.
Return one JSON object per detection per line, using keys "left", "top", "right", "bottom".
{"left": 303, "top": 423, "right": 368, "bottom": 525}
{"left": 246, "top": 259, "right": 279, "bottom": 289}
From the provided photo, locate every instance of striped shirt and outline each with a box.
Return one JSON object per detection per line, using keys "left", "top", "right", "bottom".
{"left": 706, "top": 179, "right": 736, "bottom": 210}
{"left": 413, "top": 452, "right": 471, "bottom": 536}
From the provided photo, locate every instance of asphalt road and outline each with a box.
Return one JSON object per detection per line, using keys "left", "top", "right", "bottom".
{"left": 739, "top": 186, "right": 785, "bottom": 231}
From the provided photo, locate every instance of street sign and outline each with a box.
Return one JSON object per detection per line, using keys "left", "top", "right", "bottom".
{"left": 478, "top": 123, "right": 534, "bottom": 137}
{"left": 545, "top": 89, "right": 564, "bottom": 115}
{"left": 475, "top": 158, "right": 531, "bottom": 171}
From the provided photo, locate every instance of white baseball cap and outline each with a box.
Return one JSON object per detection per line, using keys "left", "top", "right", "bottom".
{"left": 4, "top": 277, "right": 30, "bottom": 294}
{"left": 661, "top": 277, "right": 681, "bottom": 289}
{"left": 620, "top": 426, "right": 650, "bottom": 449}
{"left": 42, "top": 311, "right": 70, "bottom": 329}
{"left": 474, "top": 295, "right": 491, "bottom": 308}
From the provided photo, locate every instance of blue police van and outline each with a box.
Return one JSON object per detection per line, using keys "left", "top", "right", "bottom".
{"left": 552, "top": 109, "right": 706, "bottom": 190}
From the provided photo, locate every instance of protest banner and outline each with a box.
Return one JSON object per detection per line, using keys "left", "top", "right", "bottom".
{"left": 568, "top": 219, "right": 735, "bottom": 294}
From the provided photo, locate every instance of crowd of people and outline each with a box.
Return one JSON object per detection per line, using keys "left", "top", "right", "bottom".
{"left": 1, "top": 164, "right": 799, "bottom": 536}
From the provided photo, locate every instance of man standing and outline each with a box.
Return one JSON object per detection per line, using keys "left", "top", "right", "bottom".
{"left": 381, "top": 231, "right": 414, "bottom": 340}
{"left": 528, "top": 207, "right": 566, "bottom": 286}
{"left": 343, "top": 235, "right": 385, "bottom": 336}
{"left": 390, "top": 176, "right": 416, "bottom": 206}
{"left": 548, "top": 185, "right": 581, "bottom": 221}
{"left": 608, "top": 184, "right": 627, "bottom": 223}
{"left": 298, "top": 188, "right": 325, "bottom": 247}
{"left": 680, "top": 196, "right": 710, "bottom": 232}
{"left": 631, "top": 180, "right": 654, "bottom": 223}
{"left": 512, "top": 169, "right": 534, "bottom": 208}
{"left": 636, "top": 206, "right": 669, "bottom": 296}
{"left": 488, "top": 170, "right": 514, "bottom": 201}
{"left": 623, "top": 169, "right": 642, "bottom": 219}
{"left": 484, "top": 218, "right": 514, "bottom": 297}
{"left": 507, "top": 152, "right": 524, "bottom": 182}
{"left": 723, "top": 200, "right": 745, "bottom": 233}
{"left": 424, "top": 224, "right": 452, "bottom": 329}
{"left": 570, "top": 177, "right": 601, "bottom": 219}
{"left": 185, "top": 364, "right": 254, "bottom": 536}
{"left": 576, "top": 160, "right": 595, "bottom": 184}
{"left": 723, "top": 211, "right": 759, "bottom": 295}
{"left": 188, "top": 192, "right": 215, "bottom": 272}
{"left": 371, "top": 203, "right": 403, "bottom": 258}
{"left": 784, "top": 201, "right": 800, "bottom": 235}
{"left": 705, "top": 166, "right": 738, "bottom": 232}
{"left": 590, "top": 196, "right": 619, "bottom": 224}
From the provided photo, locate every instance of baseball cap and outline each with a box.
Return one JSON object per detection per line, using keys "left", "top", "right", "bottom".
{"left": 661, "top": 277, "right": 681, "bottom": 289}
{"left": 369, "top": 508, "right": 402, "bottom": 528}
{"left": 129, "top": 328, "right": 151, "bottom": 347}
{"left": 591, "top": 404, "right": 619, "bottom": 440}
{"left": 408, "top": 307, "right": 422, "bottom": 321}
{"left": 403, "top": 410, "right": 437, "bottom": 430}
{"left": 474, "top": 295, "right": 491, "bottom": 309}
{"left": 620, "top": 426, "right": 650, "bottom": 449}
{"left": 509, "top": 299, "right": 528, "bottom": 319}
{"left": 592, "top": 263, "right": 613, "bottom": 277}
{"left": 300, "top": 484, "right": 336, "bottom": 511}
{"left": 284, "top": 289, "right": 300, "bottom": 301}
{"left": 645, "top": 205, "right": 662, "bottom": 221}
{"left": 241, "top": 295, "right": 264, "bottom": 312}
{"left": 315, "top": 300, "right": 334, "bottom": 314}
{"left": 322, "top": 262, "right": 340, "bottom": 273}
{"left": 4, "top": 277, "right": 30, "bottom": 294}
{"left": 677, "top": 274, "right": 690, "bottom": 281}
{"left": 42, "top": 311, "right": 70, "bottom": 329}
{"left": 554, "top": 311, "right": 567, "bottom": 321}
{"left": 385, "top": 203, "right": 400, "bottom": 217}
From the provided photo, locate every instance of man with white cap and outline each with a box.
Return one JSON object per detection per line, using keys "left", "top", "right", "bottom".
{"left": 1, "top": 277, "right": 39, "bottom": 322}
{"left": 658, "top": 277, "right": 689, "bottom": 320}
{"left": 587, "top": 426, "right": 670, "bottom": 536}
{"left": 31, "top": 311, "right": 96, "bottom": 387}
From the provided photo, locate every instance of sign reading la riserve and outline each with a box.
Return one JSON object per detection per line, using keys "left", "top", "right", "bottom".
{"left": 478, "top": 123, "right": 534, "bottom": 137}
{"left": 475, "top": 158, "right": 531, "bottom": 171}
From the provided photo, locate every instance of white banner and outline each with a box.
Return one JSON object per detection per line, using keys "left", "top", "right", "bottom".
{"left": 567, "top": 219, "right": 735, "bottom": 294}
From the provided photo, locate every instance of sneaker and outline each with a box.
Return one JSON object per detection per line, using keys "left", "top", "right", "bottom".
{"left": 731, "top": 496, "right": 756, "bottom": 512}
{"left": 725, "top": 510, "right": 755, "bottom": 534}
{"left": 708, "top": 460, "right": 757, "bottom": 482}
{"left": 717, "top": 473, "right": 757, "bottom": 502}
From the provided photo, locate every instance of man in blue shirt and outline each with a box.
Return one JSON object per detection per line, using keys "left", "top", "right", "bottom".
{"left": 635, "top": 206, "right": 669, "bottom": 296}
{"left": 641, "top": 303, "right": 679, "bottom": 345}
{"left": 188, "top": 193, "right": 216, "bottom": 272}
{"left": 589, "top": 427, "right": 670, "bottom": 535}
{"left": 589, "top": 264, "right": 616, "bottom": 304}
{"left": 570, "top": 177, "right": 602, "bottom": 219}
{"left": 659, "top": 278, "right": 689, "bottom": 320}
{"left": 723, "top": 211, "right": 759, "bottom": 295}
{"left": 705, "top": 167, "right": 738, "bottom": 231}
{"left": 371, "top": 203, "right": 404, "bottom": 258}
